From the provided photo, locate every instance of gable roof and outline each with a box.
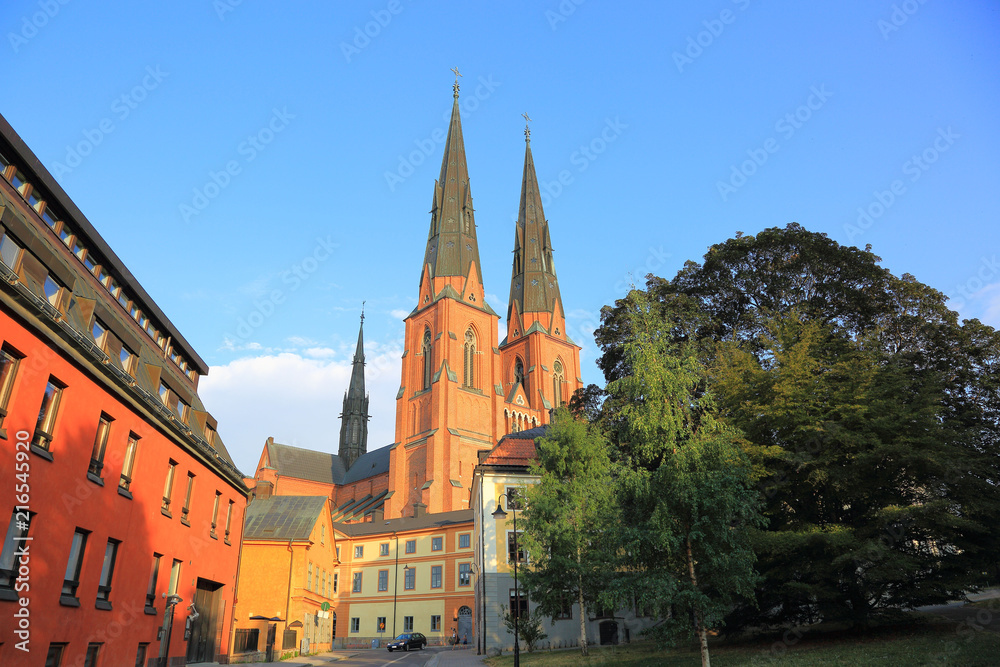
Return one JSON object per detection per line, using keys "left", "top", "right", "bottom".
{"left": 243, "top": 496, "right": 328, "bottom": 541}
{"left": 482, "top": 425, "right": 548, "bottom": 467}
{"left": 334, "top": 509, "right": 474, "bottom": 538}
{"left": 268, "top": 441, "right": 346, "bottom": 485}
{"left": 341, "top": 445, "right": 392, "bottom": 484}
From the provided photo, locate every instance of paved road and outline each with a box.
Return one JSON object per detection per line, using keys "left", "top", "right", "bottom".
{"left": 220, "top": 646, "right": 486, "bottom": 667}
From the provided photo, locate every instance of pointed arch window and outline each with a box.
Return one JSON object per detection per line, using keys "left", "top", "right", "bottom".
{"left": 422, "top": 329, "right": 433, "bottom": 390}
{"left": 463, "top": 328, "right": 477, "bottom": 388}
{"left": 553, "top": 360, "right": 565, "bottom": 408}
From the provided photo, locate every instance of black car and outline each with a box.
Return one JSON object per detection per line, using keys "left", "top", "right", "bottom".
{"left": 386, "top": 632, "right": 427, "bottom": 651}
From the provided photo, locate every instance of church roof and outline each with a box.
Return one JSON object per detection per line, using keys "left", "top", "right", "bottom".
{"left": 482, "top": 426, "right": 548, "bottom": 467}
{"left": 507, "top": 129, "right": 564, "bottom": 321}
{"left": 334, "top": 509, "right": 474, "bottom": 537}
{"left": 268, "top": 441, "right": 346, "bottom": 485}
{"left": 421, "top": 79, "right": 483, "bottom": 285}
{"left": 243, "top": 495, "right": 328, "bottom": 541}
{"left": 342, "top": 445, "right": 392, "bottom": 484}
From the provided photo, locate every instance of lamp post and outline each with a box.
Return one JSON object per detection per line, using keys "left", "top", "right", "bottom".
{"left": 492, "top": 491, "right": 520, "bottom": 667}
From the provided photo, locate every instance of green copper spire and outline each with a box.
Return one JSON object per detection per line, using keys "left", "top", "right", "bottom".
{"left": 339, "top": 309, "right": 369, "bottom": 469}
{"left": 422, "top": 73, "right": 483, "bottom": 284}
{"left": 508, "top": 118, "right": 563, "bottom": 321}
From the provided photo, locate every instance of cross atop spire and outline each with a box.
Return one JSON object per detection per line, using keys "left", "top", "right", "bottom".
{"left": 522, "top": 112, "right": 532, "bottom": 143}
{"left": 451, "top": 67, "right": 462, "bottom": 98}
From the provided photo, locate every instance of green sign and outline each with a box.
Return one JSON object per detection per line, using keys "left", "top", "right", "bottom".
{"left": 321, "top": 602, "right": 330, "bottom": 611}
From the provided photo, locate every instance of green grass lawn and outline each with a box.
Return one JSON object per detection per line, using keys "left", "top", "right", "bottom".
{"left": 483, "top": 624, "right": 1000, "bottom": 666}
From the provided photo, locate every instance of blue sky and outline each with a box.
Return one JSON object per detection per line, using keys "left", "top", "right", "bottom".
{"left": 4, "top": 1, "right": 999, "bottom": 474}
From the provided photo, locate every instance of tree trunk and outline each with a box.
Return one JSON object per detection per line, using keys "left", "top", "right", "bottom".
{"left": 687, "top": 536, "right": 710, "bottom": 667}
{"left": 577, "top": 544, "right": 588, "bottom": 656}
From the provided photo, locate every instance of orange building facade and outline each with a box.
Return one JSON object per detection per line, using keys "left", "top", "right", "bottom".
{"left": 0, "top": 114, "right": 249, "bottom": 666}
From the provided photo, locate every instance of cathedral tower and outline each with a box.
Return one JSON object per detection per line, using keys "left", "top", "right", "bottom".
{"left": 498, "top": 120, "right": 582, "bottom": 431}
{"left": 387, "top": 78, "right": 505, "bottom": 518}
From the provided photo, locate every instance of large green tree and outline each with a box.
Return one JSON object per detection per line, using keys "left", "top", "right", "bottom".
{"left": 602, "top": 290, "right": 761, "bottom": 667}
{"left": 595, "top": 223, "right": 1000, "bottom": 630}
{"left": 519, "top": 409, "right": 616, "bottom": 656}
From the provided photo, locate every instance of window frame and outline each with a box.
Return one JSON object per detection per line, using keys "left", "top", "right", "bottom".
{"left": 161, "top": 461, "right": 177, "bottom": 516}
{"left": 352, "top": 571, "right": 362, "bottom": 593}
{"left": 377, "top": 569, "right": 389, "bottom": 592}
{"left": 0, "top": 509, "right": 32, "bottom": 596}
{"left": 431, "top": 536, "right": 443, "bottom": 552}
{"left": 0, "top": 343, "right": 23, "bottom": 433}
{"left": 61, "top": 528, "right": 90, "bottom": 606}
{"left": 88, "top": 413, "right": 113, "bottom": 481}
{"left": 458, "top": 533, "right": 471, "bottom": 549}
{"left": 430, "top": 565, "right": 442, "bottom": 589}
{"left": 96, "top": 538, "right": 120, "bottom": 609}
{"left": 403, "top": 566, "right": 415, "bottom": 590}
{"left": 405, "top": 539, "right": 416, "bottom": 554}
{"left": 32, "top": 376, "right": 65, "bottom": 452}
{"left": 145, "top": 554, "right": 161, "bottom": 613}
{"left": 458, "top": 562, "right": 472, "bottom": 587}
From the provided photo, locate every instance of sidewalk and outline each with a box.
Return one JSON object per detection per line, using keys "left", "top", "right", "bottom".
{"left": 423, "top": 647, "right": 490, "bottom": 667}
{"left": 211, "top": 650, "right": 361, "bottom": 665}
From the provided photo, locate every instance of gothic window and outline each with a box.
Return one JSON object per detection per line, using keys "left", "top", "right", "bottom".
{"left": 463, "top": 328, "right": 476, "bottom": 388}
{"left": 422, "top": 329, "right": 433, "bottom": 390}
{"left": 514, "top": 358, "right": 524, "bottom": 392}
{"left": 553, "top": 360, "right": 565, "bottom": 408}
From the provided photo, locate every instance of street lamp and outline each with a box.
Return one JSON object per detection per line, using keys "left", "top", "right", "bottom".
{"left": 492, "top": 491, "right": 520, "bottom": 667}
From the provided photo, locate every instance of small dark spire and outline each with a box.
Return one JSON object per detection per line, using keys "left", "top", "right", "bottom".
{"left": 339, "top": 309, "right": 370, "bottom": 469}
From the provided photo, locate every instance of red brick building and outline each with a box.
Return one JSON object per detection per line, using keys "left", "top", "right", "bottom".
{"left": 0, "top": 114, "right": 249, "bottom": 666}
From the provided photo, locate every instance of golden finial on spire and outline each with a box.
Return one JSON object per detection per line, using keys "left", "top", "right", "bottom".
{"left": 522, "top": 112, "right": 532, "bottom": 143}
{"left": 451, "top": 67, "right": 462, "bottom": 98}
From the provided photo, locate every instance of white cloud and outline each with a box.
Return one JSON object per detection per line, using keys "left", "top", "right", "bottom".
{"left": 390, "top": 309, "right": 410, "bottom": 320}
{"left": 304, "top": 347, "right": 338, "bottom": 359}
{"left": 200, "top": 350, "right": 402, "bottom": 475}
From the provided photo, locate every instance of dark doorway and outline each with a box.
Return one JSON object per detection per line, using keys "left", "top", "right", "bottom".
{"left": 457, "top": 606, "right": 472, "bottom": 645}
{"left": 185, "top": 578, "right": 225, "bottom": 663}
{"left": 599, "top": 620, "right": 619, "bottom": 645}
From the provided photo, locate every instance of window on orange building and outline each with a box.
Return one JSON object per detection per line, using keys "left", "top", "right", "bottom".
{"left": 431, "top": 615, "right": 441, "bottom": 632}
{"left": 431, "top": 537, "right": 443, "bottom": 551}
{"left": 225, "top": 500, "right": 234, "bottom": 544}
{"left": 46, "top": 643, "right": 67, "bottom": 666}
{"left": 333, "top": 572, "right": 338, "bottom": 593}
{"left": 379, "top": 542, "right": 389, "bottom": 556}
{"left": 0, "top": 509, "right": 32, "bottom": 596}
{"left": 459, "top": 563, "right": 471, "bottom": 586}
{"left": 378, "top": 569, "right": 388, "bottom": 591}
{"left": 430, "top": 566, "right": 442, "bottom": 589}
{"left": 96, "top": 539, "right": 120, "bottom": 609}
{"left": 350, "top": 618, "right": 360, "bottom": 633}
{"left": 352, "top": 572, "right": 362, "bottom": 593}
{"left": 134, "top": 643, "right": 149, "bottom": 667}
{"left": 211, "top": 492, "right": 221, "bottom": 538}
{"left": 354, "top": 545, "right": 363, "bottom": 558}
{"left": 88, "top": 413, "right": 113, "bottom": 481}
{"left": 405, "top": 539, "right": 416, "bottom": 554}
{"left": 463, "top": 328, "right": 476, "bottom": 388}
{"left": 145, "top": 554, "right": 161, "bottom": 612}
{"left": 161, "top": 461, "right": 177, "bottom": 516}
{"left": 119, "top": 433, "right": 140, "bottom": 494}
{"left": 308, "top": 563, "right": 313, "bottom": 590}
{"left": 32, "top": 376, "right": 64, "bottom": 451}
{"left": 61, "top": 528, "right": 90, "bottom": 605}
{"left": 0, "top": 344, "right": 23, "bottom": 433}
{"left": 459, "top": 533, "right": 470, "bottom": 549}
{"left": 404, "top": 566, "right": 415, "bottom": 590}
{"left": 181, "top": 473, "right": 195, "bottom": 525}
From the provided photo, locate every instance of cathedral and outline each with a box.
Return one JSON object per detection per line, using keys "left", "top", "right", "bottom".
{"left": 236, "top": 78, "right": 583, "bottom": 652}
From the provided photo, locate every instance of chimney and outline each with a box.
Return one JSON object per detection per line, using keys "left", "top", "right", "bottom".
{"left": 255, "top": 480, "right": 273, "bottom": 500}
{"left": 372, "top": 507, "right": 384, "bottom": 523}
{"left": 413, "top": 502, "right": 426, "bottom": 518}
{"left": 477, "top": 449, "right": 491, "bottom": 464}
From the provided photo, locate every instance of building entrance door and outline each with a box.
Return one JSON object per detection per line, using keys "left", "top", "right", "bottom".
{"left": 185, "top": 578, "right": 224, "bottom": 663}
{"left": 457, "top": 606, "right": 472, "bottom": 645}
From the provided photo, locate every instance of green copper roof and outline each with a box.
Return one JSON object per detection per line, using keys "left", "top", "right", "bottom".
{"left": 422, "top": 85, "right": 484, "bottom": 284}
{"left": 508, "top": 133, "right": 564, "bottom": 319}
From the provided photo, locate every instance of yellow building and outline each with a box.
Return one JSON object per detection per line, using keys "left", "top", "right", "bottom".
{"left": 333, "top": 509, "right": 475, "bottom": 648}
{"left": 230, "top": 492, "right": 338, "bottom": 662}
